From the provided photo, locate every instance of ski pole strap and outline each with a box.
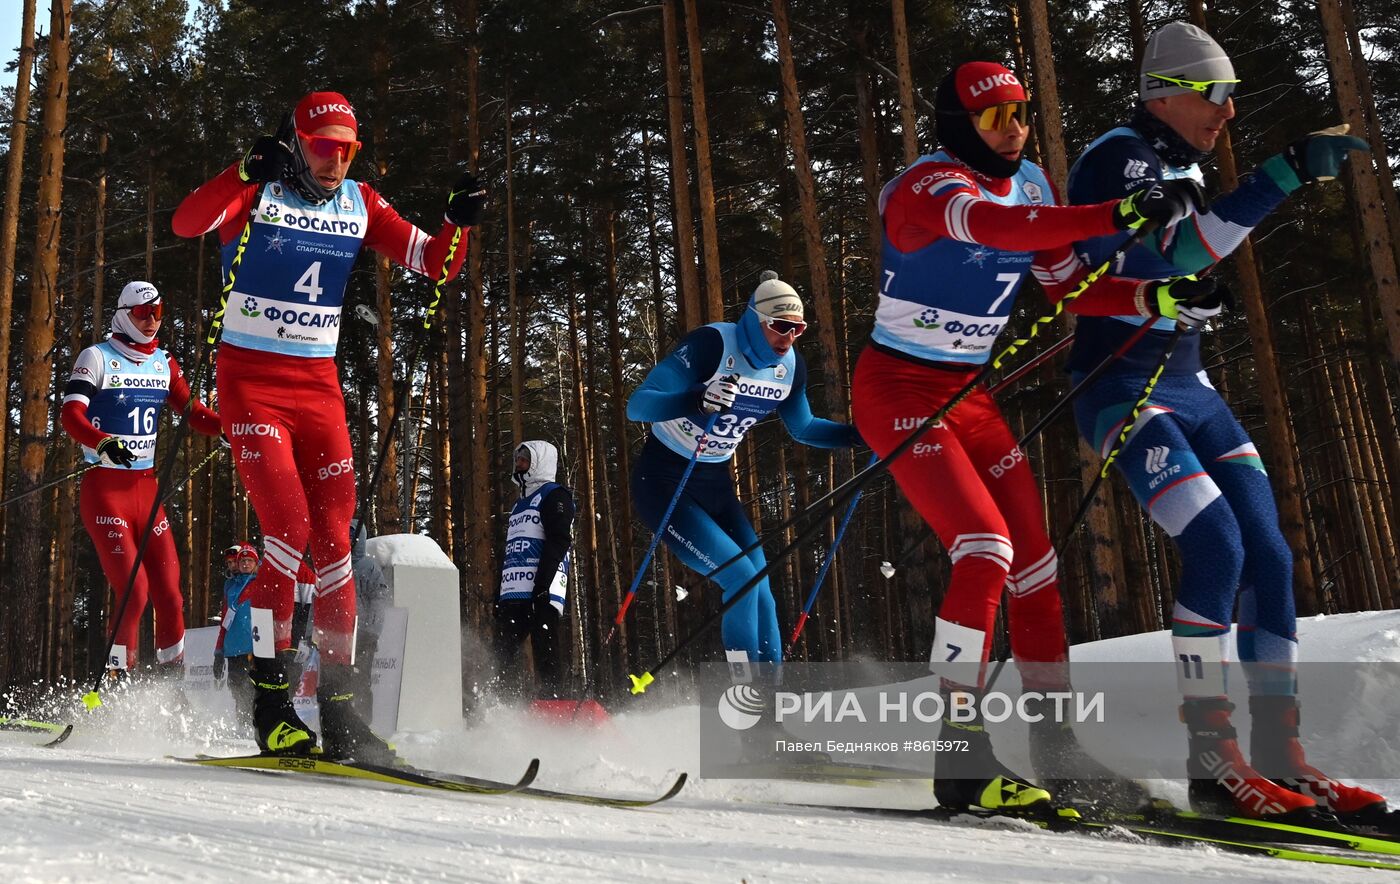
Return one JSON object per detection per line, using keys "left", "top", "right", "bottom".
{"left": 1014, "top": 316, "right": 1159, "bottom": 449}
{"left": 208, "top": 212, "right": 255, "bottom": 346}
{"left": 986, "top": 331, "right": 1074, "bottom": 397}
{"left": 423, "top": 227, "right": 463, "bottom": 331}
{"left": 1059, "top": 321, "right": 1187, "bottom": 550}
{"left": 1098, "top": 323, "right": 1185, "bottom": 478}
{"left": 160, "top": 444, "right": 225, "bottom": 506}
{"left": 610, "top": 412, "right": 719, "bottom": 641}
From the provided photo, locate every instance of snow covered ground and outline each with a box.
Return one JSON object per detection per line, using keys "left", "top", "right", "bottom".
{"left": 3, "top": 611, "right": 1399, "bottom": 883}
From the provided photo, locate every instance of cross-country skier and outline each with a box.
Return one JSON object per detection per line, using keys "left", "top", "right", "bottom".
{"left": 1066, "top": 22, "right": 1383, "bottom": 822}
{"left": 213, "top": 543, "right": 259, "bottom": 730}
{"left": 172, "top": 90, "right": 487, "bottom": 759}
{"left": 494, "top": 441, "right": 574, "bottom": 700}
{"left": 849, "top": 61, "right": 1208, "bottom": 813}
{"left": 627, "top": 273, "right": 860, "bottom": 688}
{"left": 62, "top": 281, "right": 223, "bottom": 678}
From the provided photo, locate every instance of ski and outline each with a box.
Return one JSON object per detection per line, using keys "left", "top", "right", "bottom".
{"left": 795, "top": 803, "right": 1400, "bottom": 871}
{"left": 0, "top": 717, "right": 74, "bottom": 748}
{"left": 514, "top": 773, "right": 688, "bottom": 808}
{"left": 176, "top": 753, "right": 540, "bottom": 796}
{"left": 177, "top": 753, "right": 687, "bottom": 808}
{"left": 1081, "top": 801, "right": 1400, "bottom": 856}
{"left": 393, "top": 762, "right": 689, "bottom": 808}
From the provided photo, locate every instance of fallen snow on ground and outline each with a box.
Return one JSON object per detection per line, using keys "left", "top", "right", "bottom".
{"left": 3, "top": 611, "right": 1399, "bottom": 882}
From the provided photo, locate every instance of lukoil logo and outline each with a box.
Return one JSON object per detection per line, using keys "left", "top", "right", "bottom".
{"left": 717, "top": 684, "right": 766, "bottom": 731}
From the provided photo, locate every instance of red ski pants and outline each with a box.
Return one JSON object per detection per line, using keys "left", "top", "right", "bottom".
{"left": 79, "top": 467, "right": 184, "bottom": 669}
{"left": 852, "top": 346, "right": 1067, "bottom": 688}
{"left": 217, "top": 344, "right": 357, "bottom": 663}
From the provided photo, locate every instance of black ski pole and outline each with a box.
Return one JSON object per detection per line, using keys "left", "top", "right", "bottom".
{"left": 678, "top": 225, "right": 1160, "bottom": 599}
{"left": 352, "top": 227, "right": 462, "bottom": 536}
{"left": 627, "top": 226, "right": 1160, "bottom": 695}
{"left": 158, "top": 443, "right": 225, "bottom": 507}
{"left": 1058, "top": 321, "right": 1189, "bottom": 550}
{"left": 0, "top": 461, "right": 98, "bottom": 509}
{"left": 81, "top": 209, "right": 256, "bottom": 709}
{"left": 1014, "top": 316, "right": 1160, "bottom": 449}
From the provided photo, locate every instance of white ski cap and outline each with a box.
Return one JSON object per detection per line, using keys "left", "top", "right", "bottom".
{"left": 751, "top": 270, "right": 803, "bottom": 319}
{"left": 118, "top": 280, "right": 160, "bottom": 308}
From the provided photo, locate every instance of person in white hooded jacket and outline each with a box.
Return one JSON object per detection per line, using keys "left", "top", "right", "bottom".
{"left": 494, "top": 440, "right": 574, "bottom": 699}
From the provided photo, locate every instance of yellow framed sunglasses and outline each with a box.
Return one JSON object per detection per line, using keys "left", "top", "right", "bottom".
{"left": 1145, "top": 72, "right": 1239, "bottom": 106}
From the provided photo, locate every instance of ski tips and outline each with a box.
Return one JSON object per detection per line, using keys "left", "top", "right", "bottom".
{"left": 81, "top": 691, "right": 102, "bottom": 710}
{"left": 628, "top": 672, "right": 654, "bottom": 695}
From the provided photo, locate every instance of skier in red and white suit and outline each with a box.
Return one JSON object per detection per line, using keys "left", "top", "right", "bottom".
{"left": 62, "top": 281, "right": 222, "bottom": 674}
{"left": 851, "top": 62, "right": 1206, "bottom": 812}
{"left": 173, "top": 91, "right": 487, "bottom": 758}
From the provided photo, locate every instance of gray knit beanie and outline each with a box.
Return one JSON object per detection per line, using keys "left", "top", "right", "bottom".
{"left": 1140, "top": 22, "right": 1235, "bottom": 99}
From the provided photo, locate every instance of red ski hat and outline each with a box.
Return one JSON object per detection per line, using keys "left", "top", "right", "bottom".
{"left": 952, "top": 62, "right": 1027, "bottom": 112}
{"left": 294, "top": 91, "right": 358, "bottom": 135}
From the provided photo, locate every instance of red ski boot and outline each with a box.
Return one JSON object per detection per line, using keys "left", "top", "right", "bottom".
{"left": 1182, "top": 698, "right": 1317, "bottom": 820}
{"left": 1248, "top": 695, "right": 1387, "bottom": 819}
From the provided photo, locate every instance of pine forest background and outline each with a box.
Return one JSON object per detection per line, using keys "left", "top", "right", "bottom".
{"left": 0, "top": 0, "right": 1397, "bottom": 708}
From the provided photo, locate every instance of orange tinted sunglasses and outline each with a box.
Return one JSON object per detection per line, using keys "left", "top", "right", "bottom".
{"left": 298, "top": 130, "right": 361, "bottom": 164}
{"left": 126, "top": 301, "right": 163, "bottom": 321}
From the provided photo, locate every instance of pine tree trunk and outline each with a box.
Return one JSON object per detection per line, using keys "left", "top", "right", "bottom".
{"left": 0, "top": 0, "right": 37, "bottom": 522}
{"left": 681, "top": 0, "right": 724, "bottom": 323}
{"left": 661, "top": 0, "right": 702, "bottom": 330}
{"left": 771, "top": 0, "right": 848, "bottom": 418}
{"left": 567, "top": 280, "right": 603, "bottom": 691}
{"left": 6, "top": 0, "right": 73, "bottom": 692}
{"left": 505, "top": 92, "right": 524, "bottom": 446}
{"left": 889, "top": 0, "right": 918, "bottom": 165}
{"left": 1316, "top": 0, "right": 1400, "bottom": 363}
{"left": 462, "top": 0, "right": 495, "bottom": 610}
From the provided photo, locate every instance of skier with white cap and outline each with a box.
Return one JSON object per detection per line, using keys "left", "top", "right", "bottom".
{"left": 61, "top": 281, "right": 223, "bottom": 678}
{"left": 1067, "top": 21, "right": 1382, "bottom": 822}
{"left": 627, "top": 273, "right": 860, "bottom": 682}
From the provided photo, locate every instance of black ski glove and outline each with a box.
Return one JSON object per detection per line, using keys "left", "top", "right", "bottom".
{"left": 97, "top": 436, "right": 137, "bottom": 468}
{"left": 1115, "top": 179, "right": 1208, "bottom": 231}
{"left": 238, "top": 114, "right": 295, "bottom": 185}
{"left": 445, "top": 172, "right": 488, "bottom": 226}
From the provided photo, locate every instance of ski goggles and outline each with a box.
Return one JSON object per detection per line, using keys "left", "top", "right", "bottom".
{"left": 297, "top": 130, "right": 361, "bottom": 164}
{"left": 754, "top": 309, "right": 807, "bottom": 338}
{"left": 123, "top": 301, "right": 163, "bottom": 321}
{"left": 1145, "top": 72, "right": 1239, "bottom": 106}
{"left": 971, "top": 101, "right": 1030, "bottom": 131}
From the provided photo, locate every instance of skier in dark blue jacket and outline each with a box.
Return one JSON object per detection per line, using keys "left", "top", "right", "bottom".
{"left": 1067, "top": 21, "right": 1382, "bottom": 822}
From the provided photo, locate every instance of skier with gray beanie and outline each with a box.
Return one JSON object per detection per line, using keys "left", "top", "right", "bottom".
{"left": 1067, "top": 21, "right": 1384, "bottom": 823}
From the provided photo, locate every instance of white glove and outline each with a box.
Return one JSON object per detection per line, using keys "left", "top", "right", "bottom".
{"left": 701, "top": 374, "right": 739, "bottom": 414}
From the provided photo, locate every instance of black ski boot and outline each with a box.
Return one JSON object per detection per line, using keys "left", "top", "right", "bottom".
{"left": 933, "top": 689, "right": 1052, "bottom": 813}
{"left": 251, "top": 652, "right": 316, "bottom": 756}
{"left": 317, "top": 662, "right": 397, "bottom": 765}
{"left": 1025, "top": 693, "right": 1151, "bottom": 814}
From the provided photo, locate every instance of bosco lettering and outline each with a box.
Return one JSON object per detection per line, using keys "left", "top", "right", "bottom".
{"left": 988, "top": 447, "right": 1025, "bottom": 479}
{"left": 317, "top": 457, "right": 354, "bottom": 481}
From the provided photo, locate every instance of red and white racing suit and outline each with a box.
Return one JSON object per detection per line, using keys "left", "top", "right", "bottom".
{"left": 62, "top": 337, "right": 221, "bottom": 669}
{"left": 173, "top": 164, "right": 469, "bottom": 662}
{"left": 852, "top": 152, "right": 1142, "bottom": 689}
